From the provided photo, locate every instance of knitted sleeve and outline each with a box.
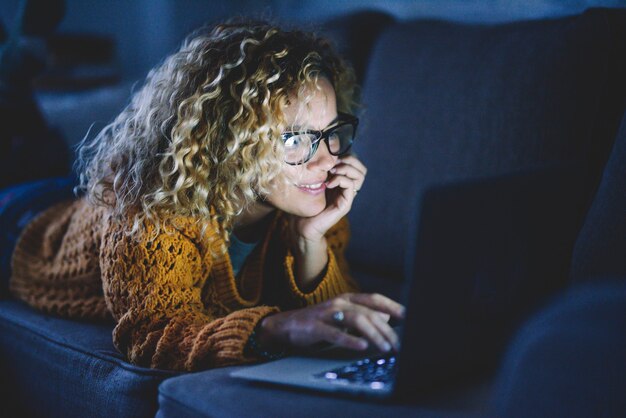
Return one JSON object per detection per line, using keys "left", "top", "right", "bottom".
{"left": 282, "top": 216, "right": 360, "bottom": 306}
{"left": 100, "top": 220, "right": 278, "bottom": 371}
{"left": 10, "top": 199, "right": 111, "bottom": 320}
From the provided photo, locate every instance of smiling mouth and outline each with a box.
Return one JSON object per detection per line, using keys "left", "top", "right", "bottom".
{"left": 297, "top": 182, "right": 325, "bottom": 189}
{"left": 295, "top": 181, "right": 327, "bottom": 194}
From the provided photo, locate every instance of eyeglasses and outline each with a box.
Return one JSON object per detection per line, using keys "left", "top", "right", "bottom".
{"left": 280, "top": 113, "right": 359, "bottom": 165}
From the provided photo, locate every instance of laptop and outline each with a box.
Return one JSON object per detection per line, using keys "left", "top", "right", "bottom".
{"left": 231, "top": 164, "right": 590, "bottom": 400}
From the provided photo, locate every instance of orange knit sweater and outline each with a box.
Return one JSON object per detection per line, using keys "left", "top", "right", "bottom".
{"left": 9, "top": 198, "right": 358, "bottom": 371}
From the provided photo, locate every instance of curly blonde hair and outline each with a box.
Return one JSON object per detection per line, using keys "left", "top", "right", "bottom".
{"left": 75, "top": 19, "right": 358, "bottom": 242}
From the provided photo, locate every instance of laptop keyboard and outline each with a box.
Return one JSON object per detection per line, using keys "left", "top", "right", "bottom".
{"left": 313, "top": 354, "right": 397, "bottom": 389}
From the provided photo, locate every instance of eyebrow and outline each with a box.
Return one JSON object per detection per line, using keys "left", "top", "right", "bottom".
{"left": 288, "top": 116, "right": 340, "bottom": 132}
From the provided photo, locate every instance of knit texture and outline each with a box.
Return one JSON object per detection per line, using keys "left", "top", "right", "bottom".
{"left": 9, "top": 198, "right": 358, "bottom": 371}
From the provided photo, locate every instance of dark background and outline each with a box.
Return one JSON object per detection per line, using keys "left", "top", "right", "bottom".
{"left": 1, "top": 0, "right": 624, "bottom": 148}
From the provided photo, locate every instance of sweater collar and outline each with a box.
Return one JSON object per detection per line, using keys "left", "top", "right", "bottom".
{"left": 211, "top": 210, "right": 283, "bottom": 310}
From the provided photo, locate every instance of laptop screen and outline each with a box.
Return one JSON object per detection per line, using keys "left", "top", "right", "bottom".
{"left": 394, "top": 164, "right": 591, "bottom": 397}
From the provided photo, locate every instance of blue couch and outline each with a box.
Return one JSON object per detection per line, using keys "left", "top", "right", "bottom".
{"left": 1, "top": 8, "right": 624, "bottom": 418}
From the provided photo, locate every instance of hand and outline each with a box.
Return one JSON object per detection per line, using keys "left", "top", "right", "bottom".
{"left": 258, "top": 293, "right": 405, "bottom": 353}
{"left": 294, "top": 154, "right": 367, "bottom": 242}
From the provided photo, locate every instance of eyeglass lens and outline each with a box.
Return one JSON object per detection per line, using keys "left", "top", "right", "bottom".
{"left": 283, "top": 123, "right": 354, "bottom": 164}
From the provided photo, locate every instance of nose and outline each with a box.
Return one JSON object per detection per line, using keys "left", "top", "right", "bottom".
{"left": 307, "top": 139, "right": 337, "bottom": 172}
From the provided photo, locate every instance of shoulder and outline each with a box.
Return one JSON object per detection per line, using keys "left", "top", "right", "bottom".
{"left": 101, "top": 208, "right": 224, "bottom": 262}
{"left": 15, "top": 197, "right": 105, "bottom": 254}
{"left": 11, "top": 197, "right": 108, "bottom": 290}
{"left": 99, "top": 209, "right": 223, "bottom": 316}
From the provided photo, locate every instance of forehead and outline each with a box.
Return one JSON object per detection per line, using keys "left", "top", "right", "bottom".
{"left": 282, "top": 77, "right": 338, "bottom": 130}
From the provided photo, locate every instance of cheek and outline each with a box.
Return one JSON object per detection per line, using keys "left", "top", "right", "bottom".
{"left": 265, "top": 175, "right": 291, "bottom": 206}
{"left": 265, "top": 167, "right": 327, "bottom": 216}
{"left": 274, "top": 166, "right": 307, "bottom": 193}
{"left": 281, "top": 165, "right": 302, "bottom": 183}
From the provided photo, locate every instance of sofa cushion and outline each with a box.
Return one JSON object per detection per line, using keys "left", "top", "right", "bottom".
{"left": 347, "top": 9, "right": 625, "bottom": 281}
{"left": 350, "top": 269, "right": 405, "bottom": 302}
{"left": 491, "top": 280, "right": 626, "bottom": 417}
{"left": 321, "top": 10, "right": 395, "bottom": 84}
{"left": 157, "top": 363, "right": 491, "bottom": 418}
{"left": 36, "top": 81, "right": 134, "bottom": 148}
{"left": 0, "top": 300, "right": 178, "bottom": 418}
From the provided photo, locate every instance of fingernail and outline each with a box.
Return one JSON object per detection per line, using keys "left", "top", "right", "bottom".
{"left": 359, "top": 340, "right": 369, "bottom": 350}
{"left": 330, "top": 168, "right": 336, "bottom": 173}
{"left": 382, "top": 342, "right": 391, "bottom": 352}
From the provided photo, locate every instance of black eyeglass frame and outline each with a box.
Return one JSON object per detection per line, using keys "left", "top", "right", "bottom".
{"left": 281, "top": 112, "right": 359, "bottom": 165}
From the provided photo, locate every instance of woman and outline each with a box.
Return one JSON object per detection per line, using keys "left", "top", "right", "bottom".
{"left": 8, "top": 20, "right": 404, "bottom": 371}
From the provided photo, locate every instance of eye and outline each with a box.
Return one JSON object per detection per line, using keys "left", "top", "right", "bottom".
{"left": 283, "top": 134, "right": 315, "bottom": 149}
{"left": 284, "top": 135, "right": 302, "bottom": 149}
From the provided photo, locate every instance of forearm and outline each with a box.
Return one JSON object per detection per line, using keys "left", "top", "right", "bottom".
{"left": 292, "top": 236, "right": 329, "bottom": 293}
{"left": 113, "top": 306, "right": 280, "bottom": 371}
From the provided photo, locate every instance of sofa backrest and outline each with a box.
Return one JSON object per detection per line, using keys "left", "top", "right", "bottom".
{"left": 321, "top": 10, "right": 395, "bottom": 85}
{"left": 346, "top": 9, "right": 626, "bottom": 288}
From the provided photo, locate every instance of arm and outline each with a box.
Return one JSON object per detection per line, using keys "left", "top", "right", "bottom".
{"left": 248, "top": 153, "right": 406, "bottom": 354}
{"left": 100, "top": 220, "right": 278, "bottom": 371}
{"left": 291, "top": 233, "right": 329, "bottom": 293}
{"left": 281, "top": 153, "right": 366, "bottom": 304}
{"left": 282, "top": 216, "right": 360, "bottom": 306}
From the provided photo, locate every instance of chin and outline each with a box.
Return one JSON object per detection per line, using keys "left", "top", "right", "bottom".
{"left": 295, "top": 199, "right": 327, "bottom": 218}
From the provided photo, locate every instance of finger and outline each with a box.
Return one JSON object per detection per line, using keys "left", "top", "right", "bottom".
{"left": 330, "top": 162, "right": 366, "bottom": 180}
{"left": 334, "top": 299, "right": 390, "bottom": 323}
{"left": 345, "top": 310, "right": 392, "bottom": 353}
{"left": 370, "top": 313, "right": 401, "bottom": 352}
{"left": 329, "top": 164, "right": 365, "bottom": 190}
{"left": 325, "top": 177, "right": 356, "bottom": 212}
{"left": 347, "top": 293, "right": 406, "bottom": 320}
{"left": 326, "top": 174, "right": 356, "bottom": 192}
{"left": 338, "top": 154, "right": 368, "bottom": 175}
{"left": 324, "top": 305, "right": 387, "bottom": 327}
{"left": 375, "top": 312, "right": 391, "bottom": 323}
{"left": 314, "top": 322, "right": 368, "bottom": 351}
{"left": 301, "top": 196, "right": 351, "bottom": 234}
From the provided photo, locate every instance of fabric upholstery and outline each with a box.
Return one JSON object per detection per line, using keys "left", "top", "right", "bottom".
{"left": 340, "top": 12, "right": 626, "bottom": 384}
{"left": 349, "top": 268, "right": 405, "bottom": 302}
{"left": 347, "top": 10, "right": 624, "bottom": 282}
{"left": 491, "top": 281, "right": 626, "bottom": 417}
{"left": 157, "top": 363, "right": 490, "bottom": 418}
{"left": 322, "top": 10, "right": 395, "bottom": 84}
{"left": 0, "top": 300, "right": 177, "bottom": 418}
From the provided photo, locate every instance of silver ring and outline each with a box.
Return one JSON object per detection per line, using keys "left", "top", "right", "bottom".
{"left": 332, "top": 310, "right": 345, "bottom": 324}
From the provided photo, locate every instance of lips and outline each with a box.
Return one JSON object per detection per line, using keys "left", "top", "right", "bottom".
{"left": 295, "top": 181, "right": 327, "bottom": 195}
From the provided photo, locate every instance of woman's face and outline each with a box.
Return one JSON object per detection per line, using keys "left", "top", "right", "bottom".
{"left": 265, "top": 77, "right": 339, "bottom": 217}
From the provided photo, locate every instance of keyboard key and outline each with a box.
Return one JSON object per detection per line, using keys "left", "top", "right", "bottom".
{"left": 314, "top": 354, "right": 397, "bottom": 385}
